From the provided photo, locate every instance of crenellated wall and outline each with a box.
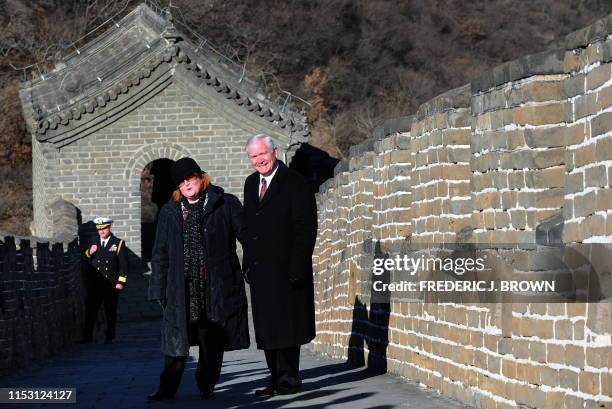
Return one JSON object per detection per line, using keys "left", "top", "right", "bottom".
{"left": 0, "top": 234, "right": 83, "bottom": 375}
{"left": 311, "top": 14, "right": 612, "bottom": 409}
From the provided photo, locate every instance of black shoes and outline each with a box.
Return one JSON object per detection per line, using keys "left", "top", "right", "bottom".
{"left": 255, "top": 383, "right": 301, "bottom": 397}
{"left": 255, "top": 375, "right": 302, "bottom": 398}
{"left": 147, "top": 391, "right": 173, "bottom": 401}
{"left": 276, "top": 382, "right": 301, "bottom": 395}
{"left": 199, "top": 386, "right": 214, "bottom": 400}
{"left": 254, "top": 385, "right": 275, "bottom": 398}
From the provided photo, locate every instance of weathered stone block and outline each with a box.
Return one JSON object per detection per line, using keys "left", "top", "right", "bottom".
{"left": 512, "top": 102, "right": 571, "bottom": 126}
{"left": 565, "top": 73, "right": 586, "bottom": 97}
{"left": 508, "top": 80, "right": 566, "bottom": 105}
{"left": 540, "top": 366, "right": 560, "bottom": 387}
{"left": 534, "top": 148, "right": 566, "bottom": 168}
{"left": 547, "top": 343, "right": 565, "bottom": 365}
{"left": 559, "top": 368, "right": 578, "bottom": 390}
{"left": 586, "top": 63, "right": 612, "bottom": 91}
{"left": 566, "top": 172, "right": 585, "bottom": 194}
{"left": 535, "top": 188, "right": 565, "bottom": 208}
{"left": 585, "top": 165, "right": 607, "bottom": 188}
{"left": 579, "top": 371, "right": 600, "bottom": 396}
{"left": 525, "top": 124, "right": 585, "bottom": 148}
{"left": 555, "top": 319, "right": 573, "bottom": 340}
{"left": 565, "top": 344, "right": 585, "bottom": 369}
{"left": 574, "top": 190, "right": 596, "bottom": 218}
{"left": 526, "top": 166, "right": 565, "bottom": 189}
{"left": 545, "top": 391, "right": 566, "bottom": 409}
{"left": 508, "top": 171, "right": 526, "bottom": 189}
{"left": 595, "top": 136, "right": 612, "bottom": 162}
{"left": 595, "top": 188, "right": 612, "bottom": 212}
{"left": 592, "top": 111, "right": 612, "bottom": 138}
{"left": 530, "top": 341, "right": 547, "bottom": 363}
{"left": 586, "top": 302, "right": 611, "bottom": 334}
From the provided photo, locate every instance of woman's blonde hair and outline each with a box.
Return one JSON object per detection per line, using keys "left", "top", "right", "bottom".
{"left": 171, "top": 173, "right": 211, "bottom": 202}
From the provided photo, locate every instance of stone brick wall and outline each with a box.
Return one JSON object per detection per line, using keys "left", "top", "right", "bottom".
{"left": 34, "top": 80, "right": 256, "bottom": 257}
{"left": 0, "top": 235, "right": 82, "bottom": 375}
{"left": 32, "top": 78, "right": 264, "bottom": 322}
{"left": 311, "top": 14, "right": 612, "bottom": 409}
{"left": 29, "top": 54, "right": 300, "bottom": 322}
{"left": 31, "top": 137, "right": 57, "bottom": 238}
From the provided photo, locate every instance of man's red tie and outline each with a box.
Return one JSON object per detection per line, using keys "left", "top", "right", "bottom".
{"left": 259, "top": 178, "right": 267, "bottom": 201}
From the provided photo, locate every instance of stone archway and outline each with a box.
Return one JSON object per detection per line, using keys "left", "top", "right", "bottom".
{"left": 124, "top": 142, "right": 193, "bottom": 257}
{"left": 140, "top": 158, "right": 174, "bottom": 263}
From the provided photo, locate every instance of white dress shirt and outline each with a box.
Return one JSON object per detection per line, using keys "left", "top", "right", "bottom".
{"left": 259, "top": 162, "right": 280, "bottom": 197}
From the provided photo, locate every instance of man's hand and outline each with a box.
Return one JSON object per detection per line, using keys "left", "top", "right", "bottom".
{"left": 115, "top": 283, "right": 124, "bottom": 291}
{"left": 89, "top": 244, "right": 98, "bottom": 254}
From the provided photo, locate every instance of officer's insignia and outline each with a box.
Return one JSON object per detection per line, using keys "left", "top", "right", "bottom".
{"left": 109, "top": 244, "right": 118, "bottom": 252}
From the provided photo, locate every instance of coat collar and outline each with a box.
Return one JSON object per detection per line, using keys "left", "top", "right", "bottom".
{"left": 166, "top": 184, "right": 224, "bottom": 222}
{"left": 202, "top": 184, "right": 223, "bottom": 217}
{"left": 99, "top": 233, "right": 115, "bottom": 248}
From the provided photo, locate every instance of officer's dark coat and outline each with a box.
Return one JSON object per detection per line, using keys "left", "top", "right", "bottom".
{"left": 242, "top": 161, "right": 317, "bottom": 350}
{"left": 84, "top": 234, "right": 128, "bottom": 285}
{"left": 148, "top": 185, "right": 250, "bottom": 357}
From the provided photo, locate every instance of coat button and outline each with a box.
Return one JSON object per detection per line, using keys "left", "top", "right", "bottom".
{"left": 254, "top": 261, "right": 259, "bottom": 266}
{"left": 253, "top": 236, "right": 258, "bottom": 241}
{"left": 255, "top": 212, "right": 259, "bottom": 216}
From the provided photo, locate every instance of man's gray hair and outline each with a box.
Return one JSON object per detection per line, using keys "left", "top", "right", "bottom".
{"left": 246, "top": 134, "right": 277, "bottom": 151}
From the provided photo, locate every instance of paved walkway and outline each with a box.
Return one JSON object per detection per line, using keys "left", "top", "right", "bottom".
{"left": 2, "top": 320, "right": 473, "bottom": 409}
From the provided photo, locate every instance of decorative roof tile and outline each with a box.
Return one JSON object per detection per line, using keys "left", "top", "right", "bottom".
{"left": 20, "top": 3, "right": 308, "bottom": 145}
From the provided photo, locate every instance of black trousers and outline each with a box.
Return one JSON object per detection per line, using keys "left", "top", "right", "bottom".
{"left": 264, "top": 346, "right": 301, "bottom": 387}
{"left": 83, "top": 278, "right": 119, "bottom": 341}
{"left": 157, "top": 320, "right": 225, "bottom": 397}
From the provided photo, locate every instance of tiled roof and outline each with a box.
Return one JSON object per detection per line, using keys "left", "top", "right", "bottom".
{"left": 20, "top": 3, "right": 308, "bottom": 145}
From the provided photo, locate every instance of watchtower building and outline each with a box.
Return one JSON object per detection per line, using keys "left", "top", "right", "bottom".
{"left": 19, "top": 3, "right": 308, "bottom": 258}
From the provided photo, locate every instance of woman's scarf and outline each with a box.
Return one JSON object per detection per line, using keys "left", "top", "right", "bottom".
{"left": 181, "top": 192, "right": 209, "bottom": 323}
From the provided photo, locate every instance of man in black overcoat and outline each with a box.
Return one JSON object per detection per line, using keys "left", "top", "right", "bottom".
{"left": 242, "top": 134, "right": 318, "bottom": 397}
{"left": 81, "top": 217, "right": 128, "bottom": 344}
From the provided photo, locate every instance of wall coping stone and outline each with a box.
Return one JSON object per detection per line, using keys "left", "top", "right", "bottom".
{"left": 565, "top": 13, "right": 612, "bottom": 50}
{"left": 415, "top": 84, "right": 471, "bottom": 120}
{"left": 471, "top": 48, "right": 565, "bottom": 93}
{"left": 333, "top": 159, "right": 349, "bottom": 177}
{"left": 372, "top": 116, "right": 414, "bottom": 139}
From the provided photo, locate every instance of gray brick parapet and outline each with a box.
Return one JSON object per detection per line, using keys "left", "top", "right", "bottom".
{"left": 313, "top": 12, "right": 612, "bottom": 409}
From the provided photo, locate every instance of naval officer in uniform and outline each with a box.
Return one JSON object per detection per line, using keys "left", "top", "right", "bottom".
{"left": 81, "top": 217, "right": 128, "bottom": 344}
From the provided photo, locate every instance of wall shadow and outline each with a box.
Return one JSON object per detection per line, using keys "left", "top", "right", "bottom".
{"left": 347, "top": 240, "right": 390, "bottom": 374}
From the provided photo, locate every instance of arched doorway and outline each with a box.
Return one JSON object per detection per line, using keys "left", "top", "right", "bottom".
{"left": 140, "top": 158, "right": 174, "bottom": 263}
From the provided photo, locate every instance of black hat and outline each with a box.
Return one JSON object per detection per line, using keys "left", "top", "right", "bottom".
{"left": 171, "top": 157, "right": 204, "bottom": 188}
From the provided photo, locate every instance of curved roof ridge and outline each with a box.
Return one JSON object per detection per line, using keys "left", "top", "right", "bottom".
{"left": 19, "top": 2, "right": 308, "bottom": 143}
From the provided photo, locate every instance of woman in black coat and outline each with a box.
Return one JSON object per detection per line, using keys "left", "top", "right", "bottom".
{"left": 148, "top": 157, "right": 249, "bottom": 401}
